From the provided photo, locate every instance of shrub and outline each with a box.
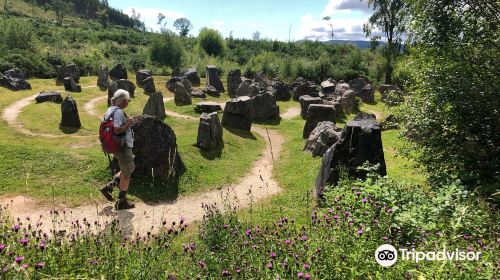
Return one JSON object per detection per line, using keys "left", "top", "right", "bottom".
{"left": 150, "top": 32, "right": 183, "bottom": 68}
{"left": 198, "top": 28, "right": 224, "bottom": 57}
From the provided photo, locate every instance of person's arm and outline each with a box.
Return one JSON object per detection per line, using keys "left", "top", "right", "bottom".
{"left": 114, "top": 117, "right": 133, "bottom": 134}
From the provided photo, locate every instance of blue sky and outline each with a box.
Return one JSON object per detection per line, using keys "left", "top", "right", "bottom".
{"left": 108, "top": 0, "right": 376, "bottom": 41}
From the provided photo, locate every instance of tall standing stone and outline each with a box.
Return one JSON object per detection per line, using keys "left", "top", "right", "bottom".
{"left": 206, "top": 65, "right": 225, "bottom": 92}
{"left": 227, "top": 69, "right": 241, "bottom": 98}
{"left": 60, "top": 96, "right": 81, "bottom": 128}
{"left": 109, "top": 64, "right": 128, "bottom": 80}
{"left": 303, "top": 104, "right": 336, "bottom": 138}
{"left": 143, "top": 92, "right": 166, "bottom": 120}
{"left": 222, "top": 96, "right": 253, "bottom": 131}
{"left": 268, "top": 78, "right": 290, "bottom": 101}
{"left": 136, "top": 70, "right": 153, "bottom": 88}
{"left": 299, "top": 95, "right": 323, "bottom": 119}
{"left": 107, "top": 80, "right": 136, "bottom": 106}
{"left": 64, "top": 77, "right": 81, "bottom": 93}
{"left": 314, "top": 113, "right": 386, "bottom": 199}
{"left": 183, "top": 69, "right": 200, "bottom": 86}
{"left": 56, "top": 63, "right": 80, "bottom": 83}
{"left": 251, "top": 92, "right": 280, "bottom": 121}
{"left": 197, "top": 112, "right": 224, "bottom": 151}
{"left": 97, "top": 64, "right": 110, "bottom": 89}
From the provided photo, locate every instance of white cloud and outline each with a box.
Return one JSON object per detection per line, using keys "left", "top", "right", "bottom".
{"left": 322, "top": 0, "right": 372, "bottom": 16}
{"left": 123, "top": 7, "right": 185, "bottom": 32}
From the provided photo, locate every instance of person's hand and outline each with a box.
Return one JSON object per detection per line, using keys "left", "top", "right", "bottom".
{"left": 125, "top": 117, "right": 133, "bottom": 127}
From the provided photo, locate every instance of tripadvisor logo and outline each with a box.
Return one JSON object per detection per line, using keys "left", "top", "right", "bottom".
{"left": 375, "top": 244, "right": 482, "bottom": 267}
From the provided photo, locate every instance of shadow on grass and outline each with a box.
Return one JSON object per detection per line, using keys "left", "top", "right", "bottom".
{"left": 59, "top": 125, "right": 80, "bottom": 134}
{"left": 253, "top": 117, "right": 282, "bottom": 126}
{"left": 224, "top": 126, "right": 257, "bottom": 140}
{"left": 129, "top": 177, "right": 180, "bottom": 205}
{"left": 196, "top": 144, "right": 224, "bottom": 160}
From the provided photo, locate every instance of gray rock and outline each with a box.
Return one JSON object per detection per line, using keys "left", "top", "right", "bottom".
{"left": 304, "top": 121, "right": 341, "bottom": 157}
{"left": 303, "top": 104, "right": 336, "bottom": 138}
{"left": 291, "top": 77, "right": 318, "bottom": 101}
{"left": 197, "top": 112, "right": 224, "bottom": 151}
{"left": 195, "top": 101, "right": 222, "bottom": 114}
{"left": 183, "top": 69, "right": 200, "bottom": 86}
{"left": 321, "top": 78, "right": 336, "bottom": 95}
{"left": 335, "top": 83, "right": 350, "bottom": 95}
{"left": 64, "top": 77, "right": 81, "bottom": 93}
{"left": 227, "top": 69, "right": 241, "bottom": 98}
{"left": 142, "top": 76, "right": 156, "bottom": 94}
{"left": 359, "top": 84, "right": 375, "bottom": 103}
{"left": 191, "top": 90, "right": 206, "bottom": 98}
{"left": 143, "top": 92, "right": 165, "bottom": 120}
{"left": 56, "top": 63, "right": 80, "bottom": 83}
{"left": 203, "top": 85, "right": 220, "bottom": 97}
{"left": 253, "top": 72, "right": 270, "bottom": 88}
{"left": 379, "top": 84, "right": 400, "bottom": 100}
{"left": 222, "top": 96, "right": 253, "bottom": 131}
{"left": 340, "top": 89, "right": 357, "bottom": 114}
{"left": 206, "top": 65, "right": 225, "bottom": 92}
{"left": 268, "top": 78, "right": 290, "bottom": 101}
{"left": 167, "top": 76, "right": 192, "bottom": 94}
{"left": 0, "top": 68, "right": 31, "bottom": 91}
{"left": 97, "top": 64, "right": 110, "bottom": 89}
{"left": 35, "top": 91, "right": 63, "bottom": 104}
{"left": 251, "top": 91, "right": 280, "bottom": 121}
{"left": 109, "top": 64, "right": 128, "bottom": 80}
{"left": 136, "top": 70, "right": 153, "bottom": 88}
{"left": 314, "top": 113, "right": 386, "bottom": 199}
{"left": 129, "top": 115, "right": 185, "bottom": 181}
{"left": 107, "top": 79, "right": 136, "bottom": 106}
{"left": 299, "top": 95, "right": 323, "bottom": 119}
{"left": 348, "top": 78, "right": 367, "bottom": 94}
{"left": 236, "top": 78, "right": 260, "bottom": 98}
{"left": 172, "top": 82, "right": 192, "bottom": 106}
{"left": 60, "top": 96, "right": 81, "bottom": 128}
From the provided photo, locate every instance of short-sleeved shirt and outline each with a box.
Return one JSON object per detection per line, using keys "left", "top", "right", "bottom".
{"left": 104, "top": 106, "right": 134, "bottom": 148}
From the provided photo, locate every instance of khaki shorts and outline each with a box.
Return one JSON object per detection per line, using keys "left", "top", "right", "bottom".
{"left": 114, "top": 147, "right": 135, "bottom": 177}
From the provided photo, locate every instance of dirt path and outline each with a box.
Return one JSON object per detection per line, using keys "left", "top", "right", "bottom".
{"left": 83, "top": 95, "right": 107, "bottom": 117}
{"left": 1, "top": 96, "right": 284, "bottom": 236}
{"left": 281, "top": 107, "right": 300, "bottom": 119}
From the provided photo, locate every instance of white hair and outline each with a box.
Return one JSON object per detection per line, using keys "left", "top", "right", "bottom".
{"left": 111, "top": 89, "right": 131, "bottom": 106}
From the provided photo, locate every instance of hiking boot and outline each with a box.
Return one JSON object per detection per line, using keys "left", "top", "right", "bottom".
{"left": 115, "top": 198, "right": 135, "bottom": 210}
{"left": 100, "top": 186, "right": 113, "bottom": 202}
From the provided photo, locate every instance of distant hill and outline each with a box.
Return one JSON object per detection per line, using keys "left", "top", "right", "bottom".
{"left": 297, "top": 39, "right": 385, "bottom": 49}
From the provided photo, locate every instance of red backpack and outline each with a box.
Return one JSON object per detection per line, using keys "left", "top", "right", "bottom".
{"left": 99, "top": 108, "right": 123, "bottom": 153}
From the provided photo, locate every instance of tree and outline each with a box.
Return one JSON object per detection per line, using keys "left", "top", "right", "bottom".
{"left": 198, "top": 27, "right": 224, "bottom": 57}
{"left": 96, "top": 0, "right": 109, "bottom": 27}
{"left": 52, "top": 0, "right": 74, "bottom": 27}
{"left": 322, "top": 16, "right": 334, "bottom": 45}
{"left": 157, "top": 13, "right": 168, "bottom": 33}
{"left": 398, "top": 0, "right": 500, "bottom": 194}
{"left": 252, "top": 31, "right": 260, "bottom": 41}
{"left": 173, "top": 17, "right": 192, "bottom": 37}
{"left": 150, "top": 31, "right": 183, "bottom": 68}
{"left": 364, "top": 0, "right": 407, "bottom": 84}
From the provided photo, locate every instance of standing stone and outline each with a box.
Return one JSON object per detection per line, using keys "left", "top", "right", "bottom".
{"left": 130, "top": 115, "right": 186, "bottom": 181}
{"left": 304, "top": 121, "right": 341, "bottom": 157}
{"left": 203, "top": 85, "right": 220, "bottom": 97}
{"left": 314, "top": 113, "right": 386, "bottom": 198}
{"left": 268, "top": 78, "right": 290, "bottom": 101}
{"left": 340, "top": 89, "right": 357, "bottom": 114}
{"left": 236, "top": 78, "right": 260, "bottom": 98}
{"left": 142, "top": 76, "right": 156, "bottom": 94}
{"left": 379, "top": 84, "right": 400, "bottom": 98}
{"left": 167, "top": 77, "right": 192, "bottom": 94}
{"left": 195, "top": 101, "right": 222, "bottom": 114}
{"left": 251, "top": 91, "right": 280, "bottom": 121}
{"left": 109, "top": 64, "right": 128, "bottom": 80}
{"left": 191, "top": 90, "right": 206, "bottom": 98}
{"left": 107, "top": 80, "right": 136, "bottom": 106}
{"left": 222, "top": 96, "right": 253, "bottom": 131}
{"left": 97, "top": 64, "right": 110, "bottom": 89}
{"left": 60, "top": 96, "right": 81, "bottom": 128}
{"left": 56, "top": 63, "right": 80, "bottom": 83}
{"left": 348, "top": 78, "right": 367, "bottom": 94}
{"left": 253, "top": 72, "right": 270, "bottom": 88}
{"left": 299, "top": 95, "right": 323, "bottom": 119}
{"left": 291, "top": 77, "right": 319, "bottom": 101}
{"left": 206, "top": 65, "right": 225, "bottom": 92}
{"left": 143, "top": 92, "right": 165, "bottom": 120}
{"left": 35, "top": 91, "right": 63, "bottom": 104}
{"left": 136, "top": 70, "right": 153, "bottom": 88}
{"left": 64, "top": 77, "right": 81, "bottom": 93}
{"left": 172, "top": 82, "right": 192, "bottom": 106}
{"left": 227, "top": 69, "right": 241, "bottom": 98}
{"left": 335, "top": 83, "right": 351, "bottom": 95}
{"left": 183, "top": 69, "right": 200, "bottom": 86}
{"left": 303, "top": 104, "right": 336, "bottom": 138}
{"left": 321, "top": 78, "right": 336, "bottom": 95}
{"left": 0, "top": 68, "right": 31, "bottom": 91}
{"left": 197, "top": 112, "right": 224, "bottom": 151}
{"left": 359, "top": 84, "right": 375, "bottom": 103}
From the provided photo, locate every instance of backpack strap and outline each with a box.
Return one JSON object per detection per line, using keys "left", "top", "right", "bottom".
{"left": 104, "top": 107, "right": 120, "bottom": 121}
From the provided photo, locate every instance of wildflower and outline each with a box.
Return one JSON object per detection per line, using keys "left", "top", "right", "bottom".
{"left": 301, "top": 235, "right": 308, "bottom": 241}
{"left": 0, "top": 244, "right": 5, "bottom": 252}
{"left": 15, "top": 256, "right": 24, "bottom": 264}
{"left": 303, "top": 263, "right": 310, "bottom": 270}
{"left": 235, "top": 267, "right": 241, "bottom": 273}
{"left": 221, "top": 269, "right": 231, "bottom": 277}
{"left": 21, "top": 264, "right": 28, "bottom": 269}
{"left": 362, "top": 198, "right": 368, "bottom": 203}
{"left": 245, "top": 229, "right": 252, "bottom": 236}
{"left": 270, "top": 252, "right": 277, "bottom": 259}
{"left": 297, "top": 272, "right": 304, "bottom": 278}
{"left": 355, "top": 191, "right": 361, "bottom": 196}
{"left": 198, "top": 260, "right": 206, "bottom": 269}
{"left": 357, "top": 229, "right": 363, "bottom": 236}
{"left": 266, "top": 262, "right": 273, "bottom": 270}
{"left": 223, "top": 224, "right": 228, "bottom": 229}
{"left": 333, "top": 215, "right": 339, "bottom": 220}
{"left": 387, "top": 208, "right": 394, "bottom": 213}
{"left": 39, "top": 242, "right": 46, "bottom": 251}
{"left": 12, "top": 225, "right": 20, "bottom": 232}
{"left": 304, "top": 273, "right": 311, "bottom": 280}
{"left": 89, "top": 260, "right": 98, "bottom": 265}
{"left": 20, "top": 238, "right": 29, "bottom": 246}
{"left": 284, "top": 239, "right": 291, "bottom": 245}
{"left": 382, "top": 236, "right": 388, "bottom": 241}
{"left": 316, "top": 247, "right": 321, "bottom": 253}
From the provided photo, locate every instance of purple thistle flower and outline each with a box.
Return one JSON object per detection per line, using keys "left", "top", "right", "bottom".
{"left": 0, "top": 244, "right": 5, "bottom": 252}
{"left": 303, "top": 263, "right": 311, "bottom": 270}
{"left": 221, "top": 269, "right": 231, "bottom": 277}
{"left": 301, "top": 235, "right": 308, "bottom": 241}
{"left": 266, "top": 262, "right": 273, "bottom": 270}
{"left": 305, "top": 273, "right": 311, "bottom": 280}
{"left": 15, "top": 256, "right": 24, "bottom": 264}
{"left": 198, "top": 260, "right": 206, "bottom": 269}
{"left": 12, "top": 225, "right": 20, "bottom": 232}
{"left": 20, "top": 238, "right": 29, "bottom": 246}
{"left": 35, "top": 262, "right": 45, "bottom": 270}
{"left": 298, "top": 272, "right": 304, "bottom": 279}
{"left": 89, "top": 260, "right": 98, "bottom": 265}
{"left": 387, "top": 208, "right": 394, "bottom": 213}
{"left": 357, "top": 229, "right": 363, "bottom": 236}
{"left": 316, "top": 247, "right": 321, "bottom": 253}
{"left": 223, "top": 224, "right": 228, "bottom": 229}
{"left": 284, "top": 239, "right": 291, "bottom": 245}
{"left": 333, "top": 215, "right": 339, "bottom": 220}
{"left": 21, "top": 264, "right": 28, "bottom": 269}
{"left": 362, "top": 198, "right": 368, "bottom": 203}
{"left": 270, "top": 252, "right": 277, "bottom": 259}
{"left": 355, "top": 191, "right": 361, "bottom": 196}
{"left": 383, "top": 236, "right": 388, "bottom": 241}
{"left": 235, "top": 267, "right": 241, "bottom": 273}
{"left": 245, "top": 229, "right": 252, "bottom": 236}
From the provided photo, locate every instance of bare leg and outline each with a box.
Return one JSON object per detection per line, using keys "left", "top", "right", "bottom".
{"left": 119, "top": 174, "right": 130, "bottom": 191}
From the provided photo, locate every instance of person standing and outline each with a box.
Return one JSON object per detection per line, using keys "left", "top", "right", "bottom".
{"left": 100, "top": 89, "right": 136, "bottom": 210}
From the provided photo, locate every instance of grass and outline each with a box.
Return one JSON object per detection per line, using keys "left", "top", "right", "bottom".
{"left": 0, "top": 76, "right": 265, "bottom": 206}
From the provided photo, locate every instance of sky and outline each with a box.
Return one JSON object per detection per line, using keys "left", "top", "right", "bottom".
{"left": 108, "top": 0, "right": 378, "bottom": 42}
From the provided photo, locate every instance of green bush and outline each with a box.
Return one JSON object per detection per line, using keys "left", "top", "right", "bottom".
{"left": 150, "top": 32, "right": 183, "bottom": 68}
{"left": 1, "top": 51, "right": 55, "bottom": 78}
{"left": 198, "top": 27, "right": 224, "bottom": 57}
